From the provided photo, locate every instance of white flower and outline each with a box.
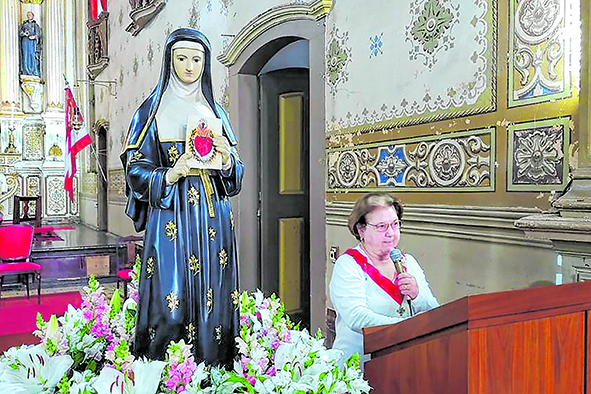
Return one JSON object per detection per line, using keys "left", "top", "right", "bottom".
{"left": 92, "top": 359, "right": 166, "bottom": 394}
{"left": 348, "top": 376, "right": 372, "bottom": 394}
{"left": 69, "top": 370, "right": 97, "bottom": 394}
{"left": 235, "top": 337, "right": 248, "bottom": 355}
{"left": 0, "top": 344, "right": 73, "bottom": 394}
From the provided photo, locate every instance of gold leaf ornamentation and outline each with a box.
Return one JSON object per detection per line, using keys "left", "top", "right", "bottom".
{"left": 165, "top": 220, "right": 177, "bottom": 241}
{"left": 146, "top": 256, "right": 155, "bottom": 279}
{"left": 214, "top": 325, "right": 223, "bottom": 344}
{"left": 188, "top": 186, "right": 200, "bottom": 205}
{"left": 187, "top": 323, "right": 196, "bottom": 344}
{"left": 187, "top": 254, "right": 200, "bottom": 275}
{"left": 207, "top": 288, "right": 213, "bottom": 314}
{"left": 130, "top": 150, "right": 144, "bottom": 163}
{"left": 218, "top": 248, "right": 228, "bottom": 269}
{"left": 168, "top": 145, "right": 180, "bottom": 165}
{"left": 231, "top": 290, "right": 240, "bottom": 309}
{"left": 209, "top": 226, "right": 217, "bottom": 242}
{"left": 165, "top": 291, "right": 180, "bottom": 313}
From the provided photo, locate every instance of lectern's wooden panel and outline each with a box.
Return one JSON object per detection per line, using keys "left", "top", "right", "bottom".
{"left": 365, "top": 330, "right": 468, "bottom": 394}
{"left": 468, "top": 313, "right": 585, "bottom": 394}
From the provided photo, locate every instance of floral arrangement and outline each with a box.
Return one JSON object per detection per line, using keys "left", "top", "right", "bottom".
{"left": 0, "top": 256, "right": 370, "bottom": 393}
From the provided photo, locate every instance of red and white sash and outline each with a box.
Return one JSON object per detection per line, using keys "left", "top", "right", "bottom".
{"left": 344, "top": 248, "right": 405, "bottom": 304}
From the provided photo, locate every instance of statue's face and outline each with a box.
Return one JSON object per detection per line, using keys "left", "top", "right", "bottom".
{"left": 172, "top": 47, "right": 205, "bottom": 85}
{"left": 27, "top": 12, "right": 34, "bottom": 20}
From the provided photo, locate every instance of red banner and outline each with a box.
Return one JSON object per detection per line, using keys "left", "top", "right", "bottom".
{"left": 89, "top": 0, "right": 107, "bottom": 21}
{"left": 65, "top": 87, "right": 91, "bottom": 202}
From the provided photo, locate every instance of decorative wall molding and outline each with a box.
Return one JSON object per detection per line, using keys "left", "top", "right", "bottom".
{"left": 507, "top": 117, "right": 570, "bottom": 191}
{"left": 108, "top": 168, "right": 126, "bottom": 203}
{"left": 126, "top": 0, "right": 166, "bottom": 36}
{"left": 326, "top": 201, "right": 553, "bottom": 248}
{"left": 325, "top": 0, "right": 497, "bottom": 135}
{"left": 508, "top": 0, "right": 573, "bottom": 107}
{"left": 22, "top": 123, "right": 45, "bottom": 161}
{"left": 87, "top": 13, "right": 110, "bottom": 80}
{"left": 327, "top": 128, "right": 495, "bottom": 192}
{"left": 217, "top": 0, "right": 333, "bottom": 67}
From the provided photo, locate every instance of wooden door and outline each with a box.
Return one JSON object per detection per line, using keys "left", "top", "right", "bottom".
{"left": 259, "top": 68, "right": 310, "bottom": 327}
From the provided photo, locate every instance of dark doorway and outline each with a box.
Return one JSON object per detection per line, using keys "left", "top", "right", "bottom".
{"left": 259, "top": 68, "right": 310, "bottom": 327}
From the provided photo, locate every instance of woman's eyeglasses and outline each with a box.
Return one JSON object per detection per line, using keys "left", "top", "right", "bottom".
{"left": 366, "top": 220, "right": 402, "bottom": 232}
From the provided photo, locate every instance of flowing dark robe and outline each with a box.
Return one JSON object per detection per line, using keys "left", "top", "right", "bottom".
{"left": 121, "top": 29, "right": 243, "bottom": 366}
{"left": 19, "top": 19, "right": 41, "bottom": 76}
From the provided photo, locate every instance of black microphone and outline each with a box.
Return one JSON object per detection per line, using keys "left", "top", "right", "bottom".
{"left": 390, "top": 249, "right": 413, "bottom": 316}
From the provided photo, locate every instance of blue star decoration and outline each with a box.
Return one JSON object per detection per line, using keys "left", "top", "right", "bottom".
{"left": 376, "top": 145, "right": 409, "bottom": 186}
{"left": 369, "top": 33, "right": 384, "bottom": 58}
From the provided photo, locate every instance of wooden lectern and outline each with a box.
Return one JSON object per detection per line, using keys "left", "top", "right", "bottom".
{"left": 364, "top": 281, "right": 591, "bottom": 394}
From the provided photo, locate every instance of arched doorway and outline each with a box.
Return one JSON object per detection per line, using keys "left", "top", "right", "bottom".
{"left": 224, "top": 15, "right": 327, "bottom": 330}
{"left": 94, "top": 119, "right": 108, "bottom": 232}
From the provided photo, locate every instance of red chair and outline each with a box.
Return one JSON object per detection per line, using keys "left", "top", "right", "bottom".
{"left": 0, "top": 224, "right": 41, "bottom": 306}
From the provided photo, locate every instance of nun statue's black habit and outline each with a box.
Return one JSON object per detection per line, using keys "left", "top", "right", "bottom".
{"left": 121, "top": 28, "right": 243, "bottom": 366}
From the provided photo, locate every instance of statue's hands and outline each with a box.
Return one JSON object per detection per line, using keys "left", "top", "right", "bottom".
{"left": 166, "top": 152, "right": 192, "bottom": 184}
{"left": 213, "top": 134, "right": 231, "bottom": 166}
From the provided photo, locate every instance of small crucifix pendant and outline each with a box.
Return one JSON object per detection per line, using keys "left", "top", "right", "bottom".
{"left": 397, "top": 304, "right": 406, "bottom": 316}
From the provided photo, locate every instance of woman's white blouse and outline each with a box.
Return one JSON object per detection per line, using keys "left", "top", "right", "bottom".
{"left": 329, "top": 245, "right": 439, "bottom": 366}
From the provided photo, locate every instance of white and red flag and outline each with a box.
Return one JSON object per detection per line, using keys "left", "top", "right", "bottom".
{"left": 89, "top": 0, "right": 107, "bottom": 21}
{"left": 65, "top": 86, "right": 91, "bottom": 202}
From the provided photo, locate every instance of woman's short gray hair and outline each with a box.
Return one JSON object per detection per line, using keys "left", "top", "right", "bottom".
{"left": 347, "top": 193, "right": 403, "bottom": 241}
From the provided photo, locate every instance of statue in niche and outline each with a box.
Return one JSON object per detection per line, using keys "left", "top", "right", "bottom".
{"left": 19, "top": 11, "right": 42, "bottom": 77}
{"left": 121, "top": 29, "right": 244, "bottom": 366}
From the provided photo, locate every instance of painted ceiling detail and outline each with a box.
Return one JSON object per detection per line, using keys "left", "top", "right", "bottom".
{"left": 327, "top": 127, "right": 494, "bottom": 191}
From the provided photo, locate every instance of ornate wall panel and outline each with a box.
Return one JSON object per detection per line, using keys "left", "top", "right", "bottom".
{"left": 327, "top": 127, "right": 495, "bottom": 192}
{"left": 45, "top": 175, "right": 67, "bottom": 216}
{"left": 508, "top": 0, "right": 574, "bottom": 107}
{"left": 82, "top": 173, "right": 98, "bottom": 198}
{"left": 26, "top": 175, "right": 41, "bottom": 196}
{"left": 325, "top": 0, "right": 497, "bottom": 135}
{"left": 108, "top": 168, "right": 126, "bottom": 202}
{"left": 507, "top": 117, "right": 570, "bottom": 191}
{"left": 22, "top": 123, "right": 45, "bottom": 161}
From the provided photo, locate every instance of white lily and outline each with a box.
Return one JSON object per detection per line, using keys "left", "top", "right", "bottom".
{"left": 92, "top": 359, "right": 166, "bottom": 394}
{"left": 69, "top": 370, "right": 97, "bottom": 394}
{"left": 0, "top": 344, "right": 73, "bottom": 394}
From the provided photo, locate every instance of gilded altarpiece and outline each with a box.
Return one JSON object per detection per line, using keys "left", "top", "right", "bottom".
{"left": 22, "top": 123, "right": 45, "bottom": 161}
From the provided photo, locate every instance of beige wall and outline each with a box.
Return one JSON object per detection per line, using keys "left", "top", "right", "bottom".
{"left": 326, "top": 203, "right": 557, "bottom": 308}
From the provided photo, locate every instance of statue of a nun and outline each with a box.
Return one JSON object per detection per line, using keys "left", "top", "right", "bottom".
{"left": 121, "top": 28, "right": 244, "bottom": 366}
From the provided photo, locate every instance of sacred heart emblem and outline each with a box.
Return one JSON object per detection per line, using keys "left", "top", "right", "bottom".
{"left": 189, "top": 119, "right": 215, "bottom": 162}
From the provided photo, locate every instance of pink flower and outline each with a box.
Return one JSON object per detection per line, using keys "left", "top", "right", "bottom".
{"left": 279, "top": 329, "right": 291, "bottom": 342}
{"left": 245, "top": 374, "right": 256, "bottom": 386}
{"left": 266, "top": 366, "right": 276, "bottom": 376}
{"left": 271, "top": 338, "right": 281, "bottom": 350}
